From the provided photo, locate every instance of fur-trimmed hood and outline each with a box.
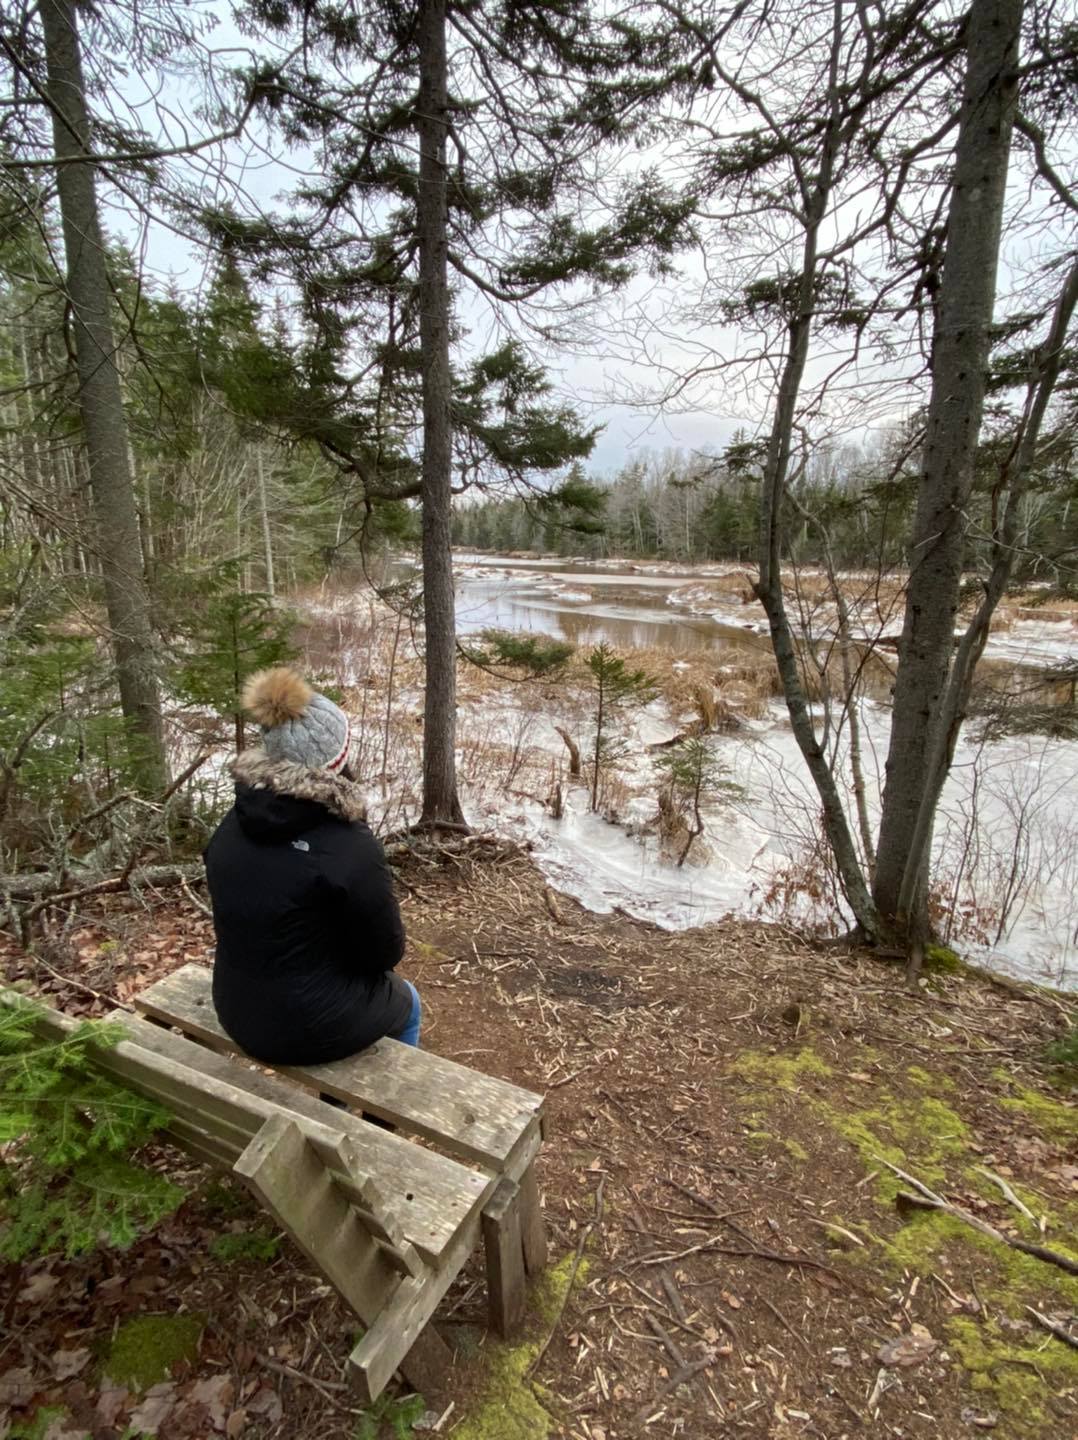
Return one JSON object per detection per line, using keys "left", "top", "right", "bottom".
{"left": 232, "top": 750, "right": 367, "bottom": 824}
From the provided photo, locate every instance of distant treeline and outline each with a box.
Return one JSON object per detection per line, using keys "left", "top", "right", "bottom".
{"left": 452, "top": 439, "right": 1078, "bottom": 584}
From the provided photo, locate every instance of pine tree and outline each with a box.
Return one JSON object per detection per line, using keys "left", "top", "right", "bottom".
{"left": 217, "top": 0, "right": 694, "bottom": 826}
{"left": 654, "top": 738, "right": 741, "bottom": 867}
{"left": 586, "top": 643, "right": 657, "bottom": 813}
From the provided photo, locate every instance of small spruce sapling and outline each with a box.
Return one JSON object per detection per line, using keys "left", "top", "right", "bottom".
{"left": 586, "top": 643, "right": 658, "bottom": 813}
{"left": 654, "top": 737, "right": 742, "bottom": 867}
{"left": 175, "top": 572, "right": 295, "bottom": 751}
{"left": 0, "top": 1000, "right": 182, "bottom": 1260}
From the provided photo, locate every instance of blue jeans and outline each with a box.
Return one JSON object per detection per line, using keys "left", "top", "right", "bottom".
{"left": 393, "top": 979, "right": 422, "bottom": 1048}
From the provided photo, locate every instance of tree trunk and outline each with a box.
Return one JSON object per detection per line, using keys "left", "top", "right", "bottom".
{"left": 873, "top": 0, "right": 1022, "bottom": 943}
{"left": 752, "top": 1, "right": 879, "bottom": 939}
{"left": 416, "top": 0, "right": 465, "bottom": 827}
{"left": 255, "top": 446, "right": 276, "bottom": 598}
{"left": 40, "top": 0, "right": 168, "bottom": 793}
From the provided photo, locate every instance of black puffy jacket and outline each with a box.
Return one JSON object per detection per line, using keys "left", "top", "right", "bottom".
{"left": 204, "top": 751, "right": 411, "bottom": 1064}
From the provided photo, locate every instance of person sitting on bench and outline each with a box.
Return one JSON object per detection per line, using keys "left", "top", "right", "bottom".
{"left": 204, "top": 666, "right": 420, "bottom": 1067}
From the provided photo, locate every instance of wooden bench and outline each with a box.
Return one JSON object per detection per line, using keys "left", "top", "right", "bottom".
{"left": 7, "top": 966, "right": 547, "bottom": 1403}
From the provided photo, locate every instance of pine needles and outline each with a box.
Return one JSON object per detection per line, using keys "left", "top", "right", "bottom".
{"left": 0, "top": 1001, "right": 183, "bottom": 1260}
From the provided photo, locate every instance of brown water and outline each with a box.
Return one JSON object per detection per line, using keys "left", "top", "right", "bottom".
{"left": 451, "top": 557, "right": 768, "bottom": 658}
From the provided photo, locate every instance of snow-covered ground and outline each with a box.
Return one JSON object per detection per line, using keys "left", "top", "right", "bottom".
{"left": 306, "top": 560, "right": 1078, "bottom": 990}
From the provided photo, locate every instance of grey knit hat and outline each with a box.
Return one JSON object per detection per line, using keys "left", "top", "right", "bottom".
{"left": 242, "top": 667, "right": 352, "bottom": 772}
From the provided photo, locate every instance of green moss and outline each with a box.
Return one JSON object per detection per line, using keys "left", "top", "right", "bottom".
{"left": 948, "top": 1316, "right": 1078, "bottom": 1430}
{"left": 104, "top": 1313, "right": 204, "bottom": 1393}
{"left": 783, "top": 1138, "right": 809, "bottom": 1161}
{"left": 9, "top": 1409, "right": 69, "bottom": 1440}
{"left": 732, "top": 1048, "right": 832, "bottom": 1089}
{"left": 828, "top": 1094, "right": 969, "bottom": 1197}
{"left": 923, "top": 944, "right": 963, "bottom": 974}
{"left": 209, "top": 1229, "right": 280, "bottom": 1264}
{"left": 997, "top": 1080, "right": 1077, "bottom": 1144}
{"left": 453, "top": 1254, "right": 586, "bottom": 1440}
{"left": 906, "top": 1064, "right": 953, "bottom": 1090}
{"left": 411, "top": 940, "right": 450, "bottom": 962}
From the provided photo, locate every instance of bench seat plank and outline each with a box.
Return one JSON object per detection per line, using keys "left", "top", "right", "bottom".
{"left": 109, "top": 1011, "right": 489, "bottom": 1265}
{"left": 135, "top": 964, "right": 544, "bottom": 1169}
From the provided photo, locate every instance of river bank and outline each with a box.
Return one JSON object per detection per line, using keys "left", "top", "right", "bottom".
{"left": 285, "top": 561, "right": 1078, "bottom": 989}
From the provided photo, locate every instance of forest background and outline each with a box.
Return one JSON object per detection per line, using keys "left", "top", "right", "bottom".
{"left": 1, "top": 0, "right": 1077, "bottom": 983}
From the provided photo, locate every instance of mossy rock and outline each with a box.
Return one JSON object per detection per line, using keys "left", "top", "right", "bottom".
{"left": 104, "top": 1313, "right": 204, "bottom": 1392}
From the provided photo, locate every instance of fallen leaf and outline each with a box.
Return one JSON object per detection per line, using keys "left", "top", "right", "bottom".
{"left": 225, "top": 1409, "right": 247, "bottom": 1438}
{"left": 877, "top": 1324, "right": 938, "bottom": 1368}
{"left": 961, "top": 1407, "right": 1000, "bottom": 1429}
{"left": 246, "top": 1387, "right": 282, "bottom": 1426}
{"left": 233, "top": 1342, "right": 257, "bottom": 1373}
{"left": 129, "top": 1381, "right": 177, "bottom": 1435}
{"left": 52, "top": 1349, "right": 91, "bottom": 1382}
{"left": 18, "top": 1272, "right": 59, "bottom": 1305}
{"left": 95, "top": 1385, "right": 130, "bottom": 1427}
{"left": 186, "top": 1376, "right": 234, "bottom": 1431}
{"left": 0, "top": 1369, "right": 36, "bottom": 1408}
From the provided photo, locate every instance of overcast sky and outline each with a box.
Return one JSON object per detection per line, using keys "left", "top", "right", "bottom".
{"left": 94, "top": 1, "right": 749, "bottom": 477}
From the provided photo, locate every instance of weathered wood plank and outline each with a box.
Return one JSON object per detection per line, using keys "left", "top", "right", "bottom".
{"left": 518, "top": 1164, "right": 549, "bottom": 1277}
{"left": 235, "top": 1118, "right": 401, "bottom": 1324}
{"left": 236, "top": 1116, "right": 451, "bottom": 1399}
{"left": 348, "top": 1275, "right": 453, "bottom": 1405}
{"left": 481, "top": 1178, "right": 527, "bottom": 1338}
{"left": 135, "top": 964, "right": 544, "bottom": 1167}
{"left": 109, "top": 1012, "right": 490, "bottom": 1265}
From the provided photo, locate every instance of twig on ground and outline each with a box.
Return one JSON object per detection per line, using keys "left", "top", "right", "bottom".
{"left": 179, "top": 872, "right": 212, "bottom": 918}
{"left": 633, "top": 1237, "right": 846, "bottom": 1283}
{"left": 644, "top": 1312, "right": 686, "bottom": 1367}
{"left": 258, "top": 1357, "right": 354, "bottom": 1411}
{"left": 527, "top": 1174, "right": 605, "bottom": 1380}
{"left": 633, "top": 1352, "right": 720, "bottom": 1425}
{"left": 758, "top": 1294, "right": 811, "bottom": 1353}
{"left": 28, "top": 950, "right": 127, "bottom": 1011}
{"left": 1025, "top": 1307, "right": 1078, "bottom": 1351}
{"left": 880, "top": 1158, "right": 1078, "bottom": 1277}
{"left": 976, "top": 1166, "right": 1040, "bottom": 1226}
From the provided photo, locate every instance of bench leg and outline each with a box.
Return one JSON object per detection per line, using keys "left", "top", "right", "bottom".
{"left": 397, "top": 1325, "right": 453, "bottom": 1402}
{"left": 518, "top": 1163, "right": 548, "bottom": 1277}
{"left": 482, "top": 1179, "right": 527, "bottom": 1337}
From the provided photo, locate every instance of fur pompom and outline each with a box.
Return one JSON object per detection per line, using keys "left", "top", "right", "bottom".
{"left": 243, "top": 667, "right": 312, "bottom": 728}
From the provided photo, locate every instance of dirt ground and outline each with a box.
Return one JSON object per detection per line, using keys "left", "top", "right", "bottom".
{"left": 1, "top": 845, "right": 1076, "bottom": 1440}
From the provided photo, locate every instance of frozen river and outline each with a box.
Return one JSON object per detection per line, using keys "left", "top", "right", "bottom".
{"left": 391, "top": 553, "right": 1078, "bottom": 989}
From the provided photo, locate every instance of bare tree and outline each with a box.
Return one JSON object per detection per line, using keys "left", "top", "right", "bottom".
{"left": 651, "top": 0, "right": 1077, "bottom": 964}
